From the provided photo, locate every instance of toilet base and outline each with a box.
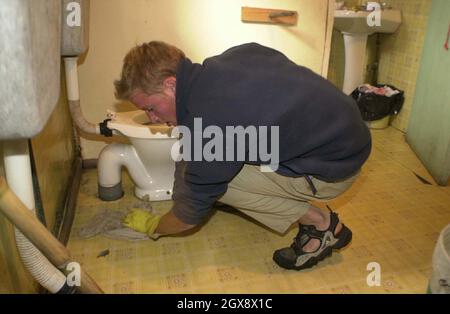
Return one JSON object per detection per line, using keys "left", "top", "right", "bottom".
{"left": 135, "top": 187, "right": 173, "bottom": 202}
{"left": 97, "top": 182, "right": 173, "bottom": 202}
{"left": 98, "top": 142, "right": 175, "bottom": 203}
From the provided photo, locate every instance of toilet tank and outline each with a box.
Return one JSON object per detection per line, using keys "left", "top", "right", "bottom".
{"left": 0, "top": 0, "right": 61, "bottom": 140}
{"left": 61, "top": 0, "right": 90, "bottom": 56}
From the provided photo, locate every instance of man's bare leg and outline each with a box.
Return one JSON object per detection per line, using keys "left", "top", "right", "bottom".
{"left": 297, "top": 205, "right": 343, "bottom": 252}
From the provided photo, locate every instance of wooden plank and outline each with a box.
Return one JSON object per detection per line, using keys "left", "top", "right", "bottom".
{"left": 321, "top": 0, "right": 335, "bottom": 78}
{"left": 241, "top": 7, "right": 298, "bottom": 25}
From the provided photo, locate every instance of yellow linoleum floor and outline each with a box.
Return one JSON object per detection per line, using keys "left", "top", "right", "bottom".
{"left": 67, "top": 127, "right": 450, "bottom": 293}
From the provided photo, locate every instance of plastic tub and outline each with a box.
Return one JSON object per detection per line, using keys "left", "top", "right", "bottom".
{"left": 428, "top": 224, "right": 450, "bottom": 294}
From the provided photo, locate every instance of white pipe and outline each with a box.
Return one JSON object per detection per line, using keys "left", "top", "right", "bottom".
{"left": 64, "top": 57, "right": 101, "bottom": 135}
{"left": 2, "top": 140, "right": 67, "bottom": 293}
{"left": 98, "top": 143, "right": 153, "bottom": 191}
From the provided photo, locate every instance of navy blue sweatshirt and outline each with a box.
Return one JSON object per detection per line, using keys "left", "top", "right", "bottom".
{"left": 172, "top": 43, "right": 371, "bottom": 225}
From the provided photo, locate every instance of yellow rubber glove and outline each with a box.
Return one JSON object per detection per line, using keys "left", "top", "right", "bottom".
{"left": 123, "top": 208, "right": 162, "bottom": 237}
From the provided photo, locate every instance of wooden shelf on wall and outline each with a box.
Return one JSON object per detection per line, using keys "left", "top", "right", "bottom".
{"left": 241, "top": 7, "right": 298, "bottom": 26}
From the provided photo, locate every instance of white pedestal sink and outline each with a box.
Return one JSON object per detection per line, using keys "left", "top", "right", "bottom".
{"left": 334, "top": 9, "right": 402, "bottom": 94}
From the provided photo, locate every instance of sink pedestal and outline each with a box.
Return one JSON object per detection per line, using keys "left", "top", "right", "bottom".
{"left": 342, "top": 33, "right": 368, "bottom": 95}
{"left": 334, "top": 9, "right": 402, "bottom": 95}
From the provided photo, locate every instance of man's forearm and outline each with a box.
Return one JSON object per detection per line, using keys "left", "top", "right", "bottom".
{"left": 155, "top": 210, "right": 196, "bottom": 235}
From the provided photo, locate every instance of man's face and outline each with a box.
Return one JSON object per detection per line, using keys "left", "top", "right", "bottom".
{"left": 129, "top": 81, "right": 177, "bottom": 126}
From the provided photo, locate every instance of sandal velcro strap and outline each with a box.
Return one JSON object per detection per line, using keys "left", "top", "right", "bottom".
{"left": 273, "top": 211, "right": 353, "bottom": 271}
{"left": 292, "top": 225, "right": 329, "bottom": 255}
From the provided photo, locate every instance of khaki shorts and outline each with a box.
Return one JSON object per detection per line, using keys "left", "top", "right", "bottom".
{"left": 218, "top": 165, "right": 359, "bottom": 234}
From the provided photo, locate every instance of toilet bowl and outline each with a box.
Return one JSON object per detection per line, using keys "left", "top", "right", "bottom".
{"left": 97, "top": 110, "right": 178, "bottom": 202}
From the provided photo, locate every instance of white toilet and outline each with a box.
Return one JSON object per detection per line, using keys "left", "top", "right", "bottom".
{"left": 97, "top": 110, "right": 178, "bottom": 202}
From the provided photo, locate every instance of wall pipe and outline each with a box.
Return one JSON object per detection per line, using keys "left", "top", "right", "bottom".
{"left": 64, "top": 57, "right": 112, "bottom": 137}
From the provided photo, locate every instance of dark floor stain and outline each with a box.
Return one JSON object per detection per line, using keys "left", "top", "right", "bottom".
{"left": 413, "top": 172, "right": 433, "bottom": 185}
{"left": 97, "top": 249, "right": 110, "bottom": 258}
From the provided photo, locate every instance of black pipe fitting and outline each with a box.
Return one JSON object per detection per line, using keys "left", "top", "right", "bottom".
{"left": 99, "top": 119, "right": 113, "bottom": 137}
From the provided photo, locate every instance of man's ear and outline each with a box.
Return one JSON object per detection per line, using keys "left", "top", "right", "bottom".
{"left": 163, "top": 76, "right": 176, "bottom": 92}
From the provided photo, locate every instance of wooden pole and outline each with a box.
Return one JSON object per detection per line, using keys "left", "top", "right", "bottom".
{"left": 0, "top": 176, "right": 103, "bottom": 294}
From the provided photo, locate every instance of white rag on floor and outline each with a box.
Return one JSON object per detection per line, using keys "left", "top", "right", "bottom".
{"left": 76, "top": 202, "right": 154, "bottom": 241}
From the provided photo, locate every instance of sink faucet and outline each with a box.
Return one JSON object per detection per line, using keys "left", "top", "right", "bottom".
{"left": 378, "top": 2, "right": 393, "bottom": 9}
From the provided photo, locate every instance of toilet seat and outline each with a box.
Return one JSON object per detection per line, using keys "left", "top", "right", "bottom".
{"left": 107, "top": 110, "right": 177, "bottom": 139}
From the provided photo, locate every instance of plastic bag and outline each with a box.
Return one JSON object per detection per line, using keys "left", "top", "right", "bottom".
{"left": 351, "top": 84, "right": 405, "bottom": 122}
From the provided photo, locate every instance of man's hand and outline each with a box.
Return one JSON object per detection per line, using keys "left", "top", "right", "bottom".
{"left": 123, "top": 208, "right": 162, "bottom": 236}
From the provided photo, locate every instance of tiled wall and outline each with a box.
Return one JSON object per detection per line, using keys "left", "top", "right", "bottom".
{"left": 0, "top": 68, "right": 75, "bottom": 293}
{"left": 377, "top": 0, "right": 432, "bottom": 131}
{"left": 328, "top": 0, "right": 432, "bottom": 131}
